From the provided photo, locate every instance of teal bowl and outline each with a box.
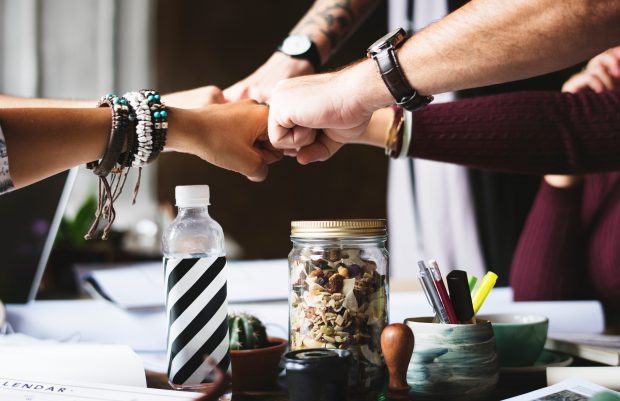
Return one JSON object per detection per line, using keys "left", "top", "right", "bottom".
{"left": 405, "top": 317, "right": 499, "bottom": 401}
{"left": 478, "top": 314, "right": 548, "bottom": 367}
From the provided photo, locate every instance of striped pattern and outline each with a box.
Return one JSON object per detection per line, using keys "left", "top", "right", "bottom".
{"left": 164, "top": 256, "right": 229, "bottom": 387}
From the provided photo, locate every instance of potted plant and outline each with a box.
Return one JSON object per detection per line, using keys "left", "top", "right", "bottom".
{"left": 229, "top": 312, "right": 287, "bottom": 391}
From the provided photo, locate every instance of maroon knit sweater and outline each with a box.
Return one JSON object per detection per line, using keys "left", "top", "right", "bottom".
{"left": 409, "top": 89, "right": 620, "bottom": 174}
{"left": 408, "top": 89, "right": 620, "bottom": 307}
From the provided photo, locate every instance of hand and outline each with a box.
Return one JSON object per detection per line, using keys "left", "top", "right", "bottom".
{"left": 163, "top": 85, "right": 226, "bottom": 109}
{"left": 562, "top": 46, "right": 620, "bottom": 93}
{"left": 167, "top": 100, "right": 282, "bottom": 182}
{"left": 223, "top": 53, "right": 315, "bottom": 102}
{"left": 268, "top": 60, "right": 391, "bottom": 164}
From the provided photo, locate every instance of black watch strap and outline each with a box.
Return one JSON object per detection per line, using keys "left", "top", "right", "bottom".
{"left": 374, "top": 47, "right": 433, "bottom": 111}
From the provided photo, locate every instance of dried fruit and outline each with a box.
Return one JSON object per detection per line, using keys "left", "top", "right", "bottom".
{"left": 326, "top": 273, "right": 344, "bottom": 294}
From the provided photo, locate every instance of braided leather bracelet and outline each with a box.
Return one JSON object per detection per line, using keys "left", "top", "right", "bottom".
{"left": 87, "top": 95, "right": 130, "bottom": 177}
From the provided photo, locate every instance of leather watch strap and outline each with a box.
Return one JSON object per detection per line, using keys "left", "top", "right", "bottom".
{"left": 374, "top": 48, "right": 432, "bottom": 111}
{"left": 301, "top": 41, "right": 321, "bottom": 72}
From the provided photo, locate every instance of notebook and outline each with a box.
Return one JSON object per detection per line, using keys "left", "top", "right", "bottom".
{"left": 546, "top": 334, "right": 620, "bottom": 366}
{"left": 0, "top": 168, "right": 77, "bottom": 303}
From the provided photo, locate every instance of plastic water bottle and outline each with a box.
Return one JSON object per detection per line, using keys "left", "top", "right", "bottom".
{"left": 162, "top": 185, "right": 230, "bottom": 391}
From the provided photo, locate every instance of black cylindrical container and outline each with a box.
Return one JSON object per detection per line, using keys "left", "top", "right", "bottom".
{"left": 284, "top": 349, "right": 352, "bottom": 401}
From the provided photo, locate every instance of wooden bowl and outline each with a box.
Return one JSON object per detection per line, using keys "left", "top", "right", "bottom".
{"left": 230, "top": 336, "right": 287, "bottom": 392}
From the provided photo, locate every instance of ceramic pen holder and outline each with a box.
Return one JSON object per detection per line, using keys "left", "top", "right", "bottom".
{"left": 405, "top": 317, "right": 499, "bottom": 401}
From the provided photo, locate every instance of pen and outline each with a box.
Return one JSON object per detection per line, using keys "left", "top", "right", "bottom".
{"left": 419, "top": 276, "right": 438, "bottom": 320}
{"left": 471, "top": 271, "right": 498, "bottom": 315}
{"left": 428, "top": 259, "right": 458, "bottom": 324}
{"left": 468, "top": 275, "right": 478, "bottom": 293}
{"left": 418, "top": 261, "right": 451, "bottom": 324}
{"left": 446, "top": 270, "right": 476, "bottom": 324}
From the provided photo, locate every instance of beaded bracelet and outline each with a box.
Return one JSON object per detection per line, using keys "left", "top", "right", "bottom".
{"left": 85, "top": 94, "right": 132, "bottom": 240}
{"left": 86, "top": 90, "right": 168, "bottom": 240}
{"left": 140, "top": 89, "right": 167, "bottom": 163}
{"left": 124, "top": 90, "right": 154, "bottom": 167}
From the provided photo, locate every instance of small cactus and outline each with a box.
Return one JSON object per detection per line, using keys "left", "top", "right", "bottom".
{"left": 229, "top": 312, "right": 269, "bottom": 350}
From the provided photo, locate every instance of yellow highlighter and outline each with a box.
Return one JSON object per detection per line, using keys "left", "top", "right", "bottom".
{"left": 471, "top": 271, "right": 498, "bottom": 315}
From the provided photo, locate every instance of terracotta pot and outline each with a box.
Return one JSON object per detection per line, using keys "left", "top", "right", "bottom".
{"left": 230, "top": 336, "right": 287, "bottom": 392}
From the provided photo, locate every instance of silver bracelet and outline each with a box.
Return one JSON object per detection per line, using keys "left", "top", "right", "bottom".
{"left": 398, "top": 110, "right": 412, "bottom": 159}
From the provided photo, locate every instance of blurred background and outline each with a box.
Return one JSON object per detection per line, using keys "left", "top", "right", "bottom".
{"left": 0, "top": 0, "right": 388, "bottom": 296}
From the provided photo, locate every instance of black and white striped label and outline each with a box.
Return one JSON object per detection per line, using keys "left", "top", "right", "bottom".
{"left": 164, "top": 256, "right": 230, "bottom": 386}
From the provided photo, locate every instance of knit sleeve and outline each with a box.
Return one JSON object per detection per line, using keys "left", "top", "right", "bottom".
{"left": 408, "top": 89, "right": 620, "bottom": 175}
{"left": 0, "top": 123, "right": 14, "bottom": 194}
{"left": 510, "top": 181, "right": 591, "bottom": 301}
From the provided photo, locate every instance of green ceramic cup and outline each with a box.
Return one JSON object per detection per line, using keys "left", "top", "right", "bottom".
{"left": 478, "top": 314, "right": 548, "bottom": 367}
{"left": 405, "top": 317, "right": 499, "bottom": 401}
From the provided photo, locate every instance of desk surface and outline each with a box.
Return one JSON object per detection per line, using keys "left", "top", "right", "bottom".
{"left": 146, "top": 368, "right": 553, "bottom": 401}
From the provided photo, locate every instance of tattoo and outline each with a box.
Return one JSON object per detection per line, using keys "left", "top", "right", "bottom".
{"left": 292, "top": 0, "right": 377, "bottom": 53}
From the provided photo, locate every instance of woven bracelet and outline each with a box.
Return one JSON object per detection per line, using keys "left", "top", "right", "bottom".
{"left": 87, "top": 95, "right": 130, "bottom": 176}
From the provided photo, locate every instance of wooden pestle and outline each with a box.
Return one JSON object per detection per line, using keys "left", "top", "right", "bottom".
{"left": 381, "top": 323, "right": 414, "bottom": 400}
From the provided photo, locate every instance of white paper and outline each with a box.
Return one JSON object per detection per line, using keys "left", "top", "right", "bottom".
{"left": 547, "top": 367, "right": 620, "bottom": 390}
{"left": 76, "top": 259, "right": 289, "bottom": 309}
{"left": 6, "top": 300, "right": 167, "bottom": 352}
{"left": 0, "top": 342, "right": 145, "bottom": 387}
{"left": 503, "top": 378, "right": 618, "bottom": 401}
{"left": 80, "top": 263, "right": 164, "bottom": 309}
{"left": 0, "top": 376, "right": 200, "bottom": 401}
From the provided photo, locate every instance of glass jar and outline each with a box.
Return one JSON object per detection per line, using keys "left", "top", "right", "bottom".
{"left": 288, "top": 220, "right": 389, "bottom": 401}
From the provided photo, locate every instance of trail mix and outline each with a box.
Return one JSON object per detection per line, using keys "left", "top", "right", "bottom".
{"left": 289, "top": 247, "right": 387, "bottom": 392}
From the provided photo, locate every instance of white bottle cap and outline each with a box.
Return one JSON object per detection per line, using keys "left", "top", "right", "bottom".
{"left": 175, "top": 185, "right": 210, "bottom": 207}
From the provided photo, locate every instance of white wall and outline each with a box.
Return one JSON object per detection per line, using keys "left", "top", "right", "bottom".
{"left": 0, "top": 0, "right": 158, "bottom": 231}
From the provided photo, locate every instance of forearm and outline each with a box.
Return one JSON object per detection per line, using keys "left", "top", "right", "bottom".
{"left": 359, "top": 89, "right": 620, "bottom": 174}
{"left": 405, "top": 89, "right": 620, "bottom": 175}
{"left": 0, "top": 107, "right": 192, "bottom": 189}
{"left": 290, "top": 0, "right": 382, "bottom": 62}
{"left": 1, "top": 108, "right": 110, "bottom": 188}
{"left": 407, "top": 0, "right": 620, "bottom": 94}
{"left": 351, "top": 0, "right": 620, "bottom": 110}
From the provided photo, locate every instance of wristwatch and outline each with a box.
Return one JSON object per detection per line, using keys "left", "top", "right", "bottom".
{"left": 367, "top": 28, "right": 433, "bottom": 111}
{"left": 278, "top": 35, "right": 321, "bottom": 72}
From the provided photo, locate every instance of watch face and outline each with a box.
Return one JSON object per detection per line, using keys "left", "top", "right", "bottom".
{"left": 281, "top": 35, "right": 312, "bottom": 56}
{"left": 367, "top": 28, "right": 406, "bottom": 56}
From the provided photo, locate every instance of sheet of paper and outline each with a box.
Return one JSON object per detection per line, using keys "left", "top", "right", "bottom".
{"left": 6, "top": 300, "right": 167, "bottom": 352}
{"left": 0, "top": 376, "right": 201, "bottom": 401}
{"left": 0, "top": 341, "right": 145, "bottom": 387}
{"left": 547, "top": 367, "right": 620, "bottom": 390}
{"left": 503, "top": 378, "right": 618, "bottom": 401}
{"left": 76, "top": 259, "right": 289, "bottom": 309}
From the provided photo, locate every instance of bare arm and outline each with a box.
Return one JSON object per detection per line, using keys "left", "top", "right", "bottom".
{"left": 268, "top": 0, "right": 620, "bottom": 162}
{"left": 289, "top": 0, "right": 382, "bottom": 62}
{"left": 223, "top": 0, "right": 381, "bottom": 102}
{"left": 0, "top": 101, "right": 278, "bottom": 189}
{"left": 0, "top": 85, "right": 226, "bottom": 110}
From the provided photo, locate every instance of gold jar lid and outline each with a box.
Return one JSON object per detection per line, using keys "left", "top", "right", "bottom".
{"left": 291, "top": 219, "right": 387, "bottom": 238}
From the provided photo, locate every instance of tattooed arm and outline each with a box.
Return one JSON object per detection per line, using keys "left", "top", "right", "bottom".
{"left": 224, "top": 0, "right": 382, "bottom": 102}
{"left": 289, "top": 0, "right": 381, "bottom": 63}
